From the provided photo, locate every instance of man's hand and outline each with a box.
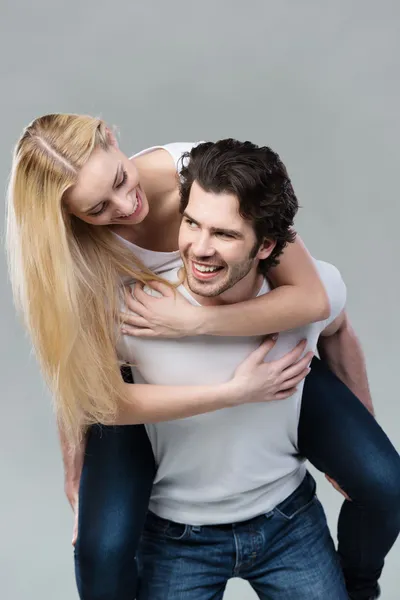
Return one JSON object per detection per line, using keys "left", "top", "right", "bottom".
{"left": 65, "top": 481, "right": 79, "bottom": 546}
{"left": 325, "top": 474, "right": 351, "bottom": 501}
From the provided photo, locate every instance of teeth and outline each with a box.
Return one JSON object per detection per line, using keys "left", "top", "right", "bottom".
{"left": 120, "top": 196, "right": 138, "bottom": 218}
{"left": 194, "top": 263, "right": 220, "bottom": 273}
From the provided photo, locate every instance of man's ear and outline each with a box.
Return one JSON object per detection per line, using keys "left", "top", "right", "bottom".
{"left": 256, "top": 238, "right": 276, "bottom": 261}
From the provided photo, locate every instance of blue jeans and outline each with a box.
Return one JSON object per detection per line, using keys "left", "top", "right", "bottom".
{"left": 74, "top": 359, "right": 400, "bottom": 600}
{"left": 137, "top": 472, "right": 348, "bottom": 599}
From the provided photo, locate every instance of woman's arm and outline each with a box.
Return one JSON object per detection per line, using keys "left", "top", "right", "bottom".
{"left": 116, "top": 339, "right": 313, "bottom": 424}
{"left": 123, "top": 235, "right": 330, "bottom": 338}
{"left": 196, "top": 235, "right": 329, "bottom": 336}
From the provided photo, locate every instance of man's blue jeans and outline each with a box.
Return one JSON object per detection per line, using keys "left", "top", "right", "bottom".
{"left": 74, "top": 359, "right": 400, "bottom": 600}
{"left": 137, "top": 472, "right": 348, "bottom": 599}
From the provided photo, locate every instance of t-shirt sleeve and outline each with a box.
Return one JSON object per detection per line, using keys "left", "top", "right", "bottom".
{"left": 161, "top": 142, "right": 205, "bottom": 176}
{"left": 314, "top": 260, "right": 347, "bottom": 330}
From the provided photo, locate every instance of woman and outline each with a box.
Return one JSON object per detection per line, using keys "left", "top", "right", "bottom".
{"left": 7, "top": 114, "right": 399, "bottom": 600}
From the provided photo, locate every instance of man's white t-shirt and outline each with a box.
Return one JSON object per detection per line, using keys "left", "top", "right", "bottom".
{"left": 117, "top": 261, "right": 346, "bottom": 526}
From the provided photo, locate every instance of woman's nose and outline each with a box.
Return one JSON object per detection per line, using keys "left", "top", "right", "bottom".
{"left": 113, "top": 194, "right": 134, "bottom": 216}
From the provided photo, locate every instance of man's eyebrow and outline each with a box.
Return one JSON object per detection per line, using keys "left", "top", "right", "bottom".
{"left": 84, "top": 163, "right": 121, "bottom": 214}
{"left": 182, "top": 211, "right": 242, "bottom": 237}
{"left": 210, "top": 226, "right": 243, "bottom": 237}
{"left": 182, "top": 211, "right": 198, "bottom": 224}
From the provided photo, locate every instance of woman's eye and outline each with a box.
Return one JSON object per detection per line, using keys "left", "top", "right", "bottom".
{"left": 117, "top": 170, "right": 128, "bottom": 189}
{"left": 91, "top": 203, "right": 107, "bottom": 216}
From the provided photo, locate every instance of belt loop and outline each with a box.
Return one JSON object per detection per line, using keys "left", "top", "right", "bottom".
{"left": 191, "top": 525, "right": 201, "bottom": 533}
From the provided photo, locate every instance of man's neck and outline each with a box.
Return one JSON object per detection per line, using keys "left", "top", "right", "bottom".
{"left": 181, "top": 268, "right": 265, "bottom": 306}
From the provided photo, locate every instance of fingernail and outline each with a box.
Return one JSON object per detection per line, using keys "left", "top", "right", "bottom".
{"left": 271, "top": 333, "right": 278, "bottom": 341}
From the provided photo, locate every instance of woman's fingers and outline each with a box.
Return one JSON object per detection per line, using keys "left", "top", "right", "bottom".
{"left": 120, "top": 312, "right": 149, "bottom": 329}
{"left": 274, "top": 340, "right": 307, "bottom": 371}
{"left": 280, "top": 351, "right": 313, "bottom": 381}
{"left": 142, "top": 280, "right": 174, "bottom": 297}
{"left": 274, "top": 387, "right": 298, "bottom": 400}
{"left": 279, "top": 368, "right": 310, "bottom": 391}
{"left": 124, "top": 290, "right": 148, "bottom": 317}
{"left": 120, "top": 325, "right": 157, "bottom": 338}
{"left": 242, "top": 337, "right": 277, "bottom": 367}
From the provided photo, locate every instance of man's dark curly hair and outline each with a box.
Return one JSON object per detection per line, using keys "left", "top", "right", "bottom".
{"left": 179, "top": 139, "right": 298, "bottom": 274}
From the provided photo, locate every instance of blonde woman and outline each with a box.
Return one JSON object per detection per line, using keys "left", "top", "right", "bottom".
{"left": 6, "top": 115, "right": 398, "bottom": 600}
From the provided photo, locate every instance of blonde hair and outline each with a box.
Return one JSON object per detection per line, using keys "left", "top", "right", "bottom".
{"left": 6, "top": 113, "right": 166, "bottom": 446}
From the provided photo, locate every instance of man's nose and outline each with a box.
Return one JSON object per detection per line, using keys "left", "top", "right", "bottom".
{"left": 192, "top": 233, "right": 215, "bottom": 257}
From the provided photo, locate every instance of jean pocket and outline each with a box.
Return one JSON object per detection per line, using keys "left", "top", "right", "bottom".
{"left": 274, "top": 473, "right": 317, "bottom": 521}
{"left": 144, "top": 512, "right": 189, "bottom": 541}
{"left": 144, "top": 511, "right": 170, "bottom": 536}
{"left": 165, "top": 521, "right": 190, "bottom": 541}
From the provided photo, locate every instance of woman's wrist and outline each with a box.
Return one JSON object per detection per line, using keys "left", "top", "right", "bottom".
{"left": 190, "top": 306, "right": 207, "bottom": 335}
{"left": 219, "top": 379, "right": 243, "bottom": 408}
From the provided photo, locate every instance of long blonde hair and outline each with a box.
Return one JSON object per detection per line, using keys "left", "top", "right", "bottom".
{"left": 6, "top": 113, "right": 165, "bottom": 446}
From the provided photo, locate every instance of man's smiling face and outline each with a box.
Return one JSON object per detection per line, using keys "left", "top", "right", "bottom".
{"left": 179, "top": 181, "right": 274, "bottom": 298}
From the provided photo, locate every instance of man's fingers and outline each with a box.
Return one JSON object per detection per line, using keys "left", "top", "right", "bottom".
{"left": 325, "top": 474, "right": 351, "bottom": 501}
{"left": 72, "top": 516, "right": 78, "bottom": 546}
{"left": 275, "top": 340, "right": 308, "bottom": 371}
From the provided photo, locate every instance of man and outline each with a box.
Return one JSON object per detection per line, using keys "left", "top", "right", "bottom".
{"left": 118, "top": 140, "right": 399, "bottom": 599}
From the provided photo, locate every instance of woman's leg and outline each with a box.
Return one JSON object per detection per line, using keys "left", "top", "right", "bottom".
{"left": 74, "top": 367, "right": 156, "bottom": 600}
{"left": 74, "top": 423, "right": 155, "bottom": 600}
{"left": 299, "top": 357, "right": 400, "bottom": 600}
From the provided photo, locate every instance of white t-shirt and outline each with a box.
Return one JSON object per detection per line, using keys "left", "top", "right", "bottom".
{"left": 117, "top": 261, "right": 347, "bottom": 526}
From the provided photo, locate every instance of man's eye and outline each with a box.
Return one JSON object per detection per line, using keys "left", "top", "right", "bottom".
{"left": 185, "top": 219, "right": 198, "bottom": 228}
{"left": 217, "top": 232, "right": 234, "bottom": 239}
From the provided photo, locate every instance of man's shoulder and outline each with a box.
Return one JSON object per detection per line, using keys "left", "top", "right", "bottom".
{"left": 313, "top": 260, "right": 347, "bottom": 329}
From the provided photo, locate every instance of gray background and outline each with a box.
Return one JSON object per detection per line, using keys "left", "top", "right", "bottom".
{"left": 1, "top": 0, "right": 399, "bottom": 598}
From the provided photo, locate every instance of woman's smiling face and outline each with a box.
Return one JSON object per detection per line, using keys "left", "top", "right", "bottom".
{"left": 64, "top": 143, "right": 149, "bottom": 226}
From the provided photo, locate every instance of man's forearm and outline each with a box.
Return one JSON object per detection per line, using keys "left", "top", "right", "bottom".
{"left": 318, "top": 318, "right": 375, "bottom": 415}
{"left": 58, "top": 422, "right": 86, "bottom": 505}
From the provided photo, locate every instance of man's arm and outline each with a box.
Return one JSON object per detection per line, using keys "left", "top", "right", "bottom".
{"left": 318, "top": 310, "right": 375, "bottom": 415}
{"left": 58, "top": 421, "right": 86, "bottom": 510}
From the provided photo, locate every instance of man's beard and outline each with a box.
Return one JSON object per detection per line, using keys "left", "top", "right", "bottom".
{"left": 184, "top": 254, "right": 255, "bottom": 298}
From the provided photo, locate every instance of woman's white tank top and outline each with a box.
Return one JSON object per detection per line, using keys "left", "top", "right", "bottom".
{"left": 115, "top": 142, "right": 200, "bottom": 274}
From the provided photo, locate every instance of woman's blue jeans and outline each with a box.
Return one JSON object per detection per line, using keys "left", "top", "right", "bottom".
{"left": 74, "top": 359, "right": 400, "bottom": 600}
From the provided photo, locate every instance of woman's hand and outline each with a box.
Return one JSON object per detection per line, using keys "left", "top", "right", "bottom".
{"left": 121, "top": 282, "right": 203, "bottom": 338}
{"left": 230, "top": 337, "right": 314, "bottom": 404}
